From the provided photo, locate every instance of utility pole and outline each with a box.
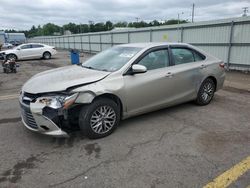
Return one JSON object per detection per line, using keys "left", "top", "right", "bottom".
{"left": 177, "top": 12, "right": 184, "bottom": 42}
{"left": 178, "top": 12, "right": 184, "bottom": 25}
{"left": 135, "top": 17, "right": 139, "bottom": 22}
{"left": 242, "top": 7, "right": 249, "bottom": 17}
{"left": 191, "top": 3, "right": 195, "bottom": 23}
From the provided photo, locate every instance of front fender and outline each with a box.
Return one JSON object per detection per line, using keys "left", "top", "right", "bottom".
{"left": 72, "top": 75, "right": 125, "bottom": 104}
{"left": 5, "top": 52, "right": 18, "bottom": 59}
{"left": 75, "top": 91, "right": 96, "bottom": 104}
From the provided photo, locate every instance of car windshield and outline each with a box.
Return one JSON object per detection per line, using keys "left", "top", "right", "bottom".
{"left": 13, "top": 45, "right": 21, "bottom": 49}
{"left": 82, "top": 46, "right": 142, "bottom": 72}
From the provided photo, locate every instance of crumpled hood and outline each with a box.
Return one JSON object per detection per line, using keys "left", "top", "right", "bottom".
{"left": 23, "top": 65, "right": 110, "bottom": 94}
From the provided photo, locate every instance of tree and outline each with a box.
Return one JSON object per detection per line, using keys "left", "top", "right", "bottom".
{"left": 114, "top": 22, "right": 128, "bottom": 28}
{"left": 105, "top": 21, "right": 113, "bottom": 30}
{"left": 42, "top": 23, "right": 60, "bottom": 35}
{"left": 37, "top": 25, "right": 43, "bottom": 36}
{"left": 80, "top": 24, "right": 89, "bottom": 33}
{"left": 164, "top": 19, "right": 188, "bottom": 25}
{"left": 93, "top": 23, "right": 105, "bottom": 32}
{"left": 63, "top": 23, "right": 79, "bottom": 34}
{"left": 89, "top": 23, "right": 95, "bottom": 32}
{"left": 150, "top": 20, "right": 160, "bottom": 26}
{"left": 6, "top": 19, "right": 190, "bottom": 38}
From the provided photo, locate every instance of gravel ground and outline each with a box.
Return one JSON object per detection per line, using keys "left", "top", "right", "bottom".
{"left": 0, "top": 50, "right": 249, "bottom": 188}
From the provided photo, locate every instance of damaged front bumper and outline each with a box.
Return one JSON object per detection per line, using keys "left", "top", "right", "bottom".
{"left": 19, "top": 95, "right": 69, "bottom": 137}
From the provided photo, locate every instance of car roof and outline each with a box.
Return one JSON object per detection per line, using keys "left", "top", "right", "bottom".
{"left": 118, "top": 42, "right": 190, "bottom": 48}
{"left": 21, "top": 43, "right": 47, "bottom": 46}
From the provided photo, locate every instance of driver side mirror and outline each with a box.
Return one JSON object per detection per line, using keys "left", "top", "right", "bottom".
{"left": 131, "top": 64, "right": 147, "bottom": 74}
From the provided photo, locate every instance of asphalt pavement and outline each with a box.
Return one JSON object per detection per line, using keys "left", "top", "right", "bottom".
{"left": 0, "top": 51, "right": 249, "bottom": 188}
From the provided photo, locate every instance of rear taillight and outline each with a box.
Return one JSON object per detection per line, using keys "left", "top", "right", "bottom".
{"left": 219, "top": 62, "right": 225, "bottom": 68}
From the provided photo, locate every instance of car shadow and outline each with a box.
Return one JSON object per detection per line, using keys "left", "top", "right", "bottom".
{"left": 21, "top": 95, "right": 219, "bottom": 148}
{"left": 120, "top": 101, "right": 195, "bottom": 128}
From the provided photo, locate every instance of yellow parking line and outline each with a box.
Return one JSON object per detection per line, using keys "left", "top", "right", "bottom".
{"left": 0, "top": 94, "right": 19, "bottom": 101}
{"left": 203, "top": 156, "right": 250, "bottom": 188}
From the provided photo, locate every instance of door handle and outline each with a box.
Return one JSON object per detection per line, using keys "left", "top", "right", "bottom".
{"left": 200, "top": 64, "right": 207, "bottom": 69}
{"left": 165, "top": 72, "right": 174, "bottom": 78}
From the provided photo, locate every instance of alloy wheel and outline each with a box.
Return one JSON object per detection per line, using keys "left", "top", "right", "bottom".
{"left": 7, "top": 54, "right": 16, "bottom": 60}
{"left": 201, "top": 82, "right": 214, "bottom": 102}
{"left": 90, "top": 105, "right": 116, "bottom": 134}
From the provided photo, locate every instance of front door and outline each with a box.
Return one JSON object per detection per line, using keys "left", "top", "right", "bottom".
{"left": 124, "top": 48, "right": 175, "bottom": 116}
{"left": 18, "top": 44, "right": 33, "bottom": 59}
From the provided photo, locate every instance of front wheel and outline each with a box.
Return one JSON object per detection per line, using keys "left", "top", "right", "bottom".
{"left": 195, "top": 78, "right": 216, "bottom": 105}
{"left": 6, "top": 54, "right": 17, "bottom": 61}
{"left": 79, "top": 98, "right": 120, "bottom": 139}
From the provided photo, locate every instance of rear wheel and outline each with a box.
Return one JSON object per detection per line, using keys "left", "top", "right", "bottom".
{"left": 196, "top": 78, "right": 216, "bottom": 105}
{"left": 79, "top": 98, "right": 120, "bottom": 139}
{"left": 43, "top": 52, "right": 51, "bottom": 60}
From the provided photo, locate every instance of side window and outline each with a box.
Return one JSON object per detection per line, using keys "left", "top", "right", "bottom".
{"left": 193, "top": 51, "right": 205, "bottom": 61}
{"left": 171, "top": 48, "right": 195, "bottom": 65}
{"left": 20, "top": 45, "right": 32, "bottom": 49}
{"left": 138, "top": 49, "right": 169, "bottom": 71}
{"left": 32, "top": 44, "right": 44, "bottom": 48}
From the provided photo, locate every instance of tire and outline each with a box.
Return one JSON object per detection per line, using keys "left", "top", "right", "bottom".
{"left": 43, "top": 52, "right": 51, "bottom": 60}
{"left": 79, "top": 98, "right": 120, "bottom": 139}
{"left": 195, "top": 78, "right": 216, "bottom": 105}
{"left": 6, "top": 54, "right": 17, "bottom": 61}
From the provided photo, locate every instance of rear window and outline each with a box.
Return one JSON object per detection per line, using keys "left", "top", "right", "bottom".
{"left": 32, "top": 44, "right": 44, "bottom": 48}
{"left": 193, "top": 50, "right": 205, "bottom": 61}
{"left": 171, "top": 47, "right": 205, "bottom": 65}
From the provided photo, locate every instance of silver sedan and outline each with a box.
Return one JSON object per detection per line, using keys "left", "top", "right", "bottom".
{"left": 20, "top": 43, "right": 225, "bottom": 138}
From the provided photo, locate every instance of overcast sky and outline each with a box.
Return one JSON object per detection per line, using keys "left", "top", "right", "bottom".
{"left": 0, "top": 0, "right": 249, "bottom": 30}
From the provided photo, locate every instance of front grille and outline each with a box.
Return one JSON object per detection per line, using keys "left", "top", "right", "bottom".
{"left": 22, "top": 92, "right": 40, "bottom": 105}
{"left": 23, "top": 92, "right": 40, "bottom": 99}
{"left": 21, "top": 106, "right": 38, "bottom": 129}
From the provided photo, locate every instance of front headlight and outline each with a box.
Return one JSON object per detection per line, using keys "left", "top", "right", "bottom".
{"left": 36, "top": 93, "right": 78, "bottom": 109}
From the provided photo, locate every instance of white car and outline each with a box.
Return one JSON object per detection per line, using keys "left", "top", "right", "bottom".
{"left": 2, "top": 43, "right": 13, "bottom": 49}
{"left": 0, "top": 43, "right": 57, "bottom": 60}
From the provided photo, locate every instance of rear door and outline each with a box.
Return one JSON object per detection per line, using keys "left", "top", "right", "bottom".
{"left": 30, "top": 44, "right": 44, "bottom": 57}
{"left": 168, "top": 45, "right": 206, "bottom": 101}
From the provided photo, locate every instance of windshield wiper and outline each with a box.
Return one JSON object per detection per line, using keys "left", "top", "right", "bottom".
{"left": 99, "top": 69, "right": 110, "bottom": 72}
{"left": 82, "top": 65, "right": 110, "bottom": 72}
{"left": 82, "top": 65, "right": 95, "bottom": 70}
